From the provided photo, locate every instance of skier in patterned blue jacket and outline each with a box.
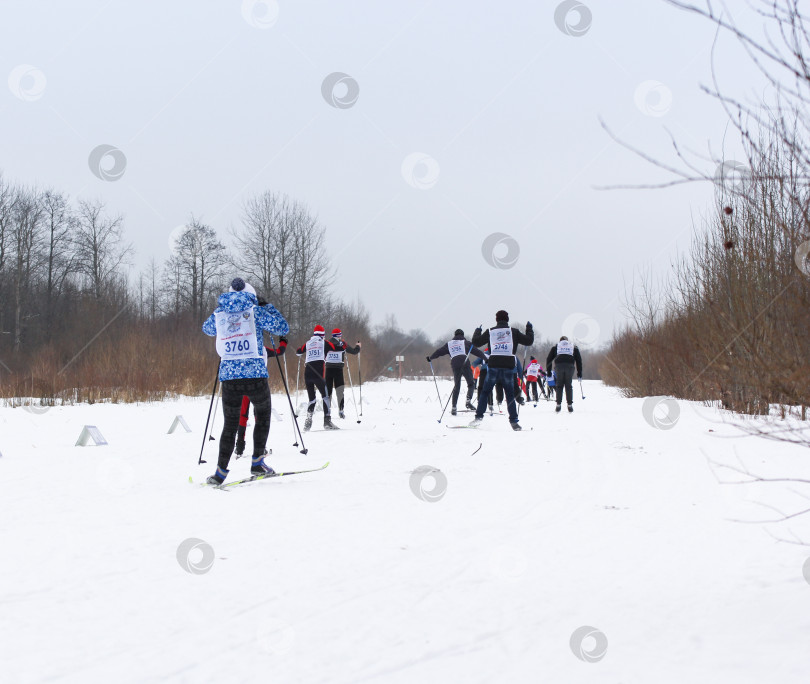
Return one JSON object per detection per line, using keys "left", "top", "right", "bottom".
{"left": 202, "top": 277, "right": 289, "bottom": 484}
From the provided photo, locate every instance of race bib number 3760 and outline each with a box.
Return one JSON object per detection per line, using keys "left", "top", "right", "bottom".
{"left": 215, "top": 309, "right": 262, "bottom": 361}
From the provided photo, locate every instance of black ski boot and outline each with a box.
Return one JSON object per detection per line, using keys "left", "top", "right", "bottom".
{"left": 206, "top": 466, "right": 229, "bottom": 485}
{"left": 451, "top": 406, "right": 457, "bottom": 416}
{"left": 324, "top": 415, "right": 340, "bottom": 430}
{"left": 304, "top": 411, "right": 314, "bottom": 432}
{"left": 510, "top": 422, "right": 522, "bottom": 431}
{"left": 465, "top": 399, "right": 475, "bottom": 410}
{"left": 251, "top": 452, "right": 275, "bottom": 476}
{"left": 555, "top": 404, "right": 562, "bottom": 413}
{"left": 567, "top": 404, "right": 574, "bottom": 413}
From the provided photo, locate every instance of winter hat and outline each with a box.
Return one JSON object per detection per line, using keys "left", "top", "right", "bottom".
{"left": 454, "top": 328, "right": 464, "bottom": 337}
{"left": 531, "top": 356, "right": 536, "bottom": 361}
{"left": 495, "top": 310, "right": 509, "bottom": 322}
{"left": 332, "top": 328, "right": 342, "bottom": 337}
{"left": 230, "top": 277, "right": 256, "bottom": 297}
{"left": 313, "top": 325, "right": 325, "bottom": 336}
{"left": 560, "top": 335, "right": 568, "bottom": 341}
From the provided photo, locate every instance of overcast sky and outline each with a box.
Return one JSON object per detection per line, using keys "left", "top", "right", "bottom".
{"left": 1, "top": 0, "right": 764, "bottom": 345}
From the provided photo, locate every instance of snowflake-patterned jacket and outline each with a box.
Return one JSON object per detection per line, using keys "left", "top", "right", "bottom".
{"left": 202, "top": 291, "right": 290, "bottom": 381}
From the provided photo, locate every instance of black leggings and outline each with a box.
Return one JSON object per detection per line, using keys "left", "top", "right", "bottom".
{"left": 305, "top": 366, "right": 331, "bottom": 415}
{"left": 555, "top": 364, "right": 575, "bottom": 405}
{"left": 325, "top": 367, "right": 345, "bottom": 410}
{"left": 452, "top": 364, "right": 475, "bottom": 406}
{"left": 218, "top": 378, "right": 271, "bottom": 469}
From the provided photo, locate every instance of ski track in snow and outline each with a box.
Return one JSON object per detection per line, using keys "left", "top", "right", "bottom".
{"left": 2, "top": 380, "right": 810, "bottom": 684}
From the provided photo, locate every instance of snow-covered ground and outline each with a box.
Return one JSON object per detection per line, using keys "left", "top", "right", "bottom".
{"left": 2, "top": 379, "right": 810, "bottom": 684}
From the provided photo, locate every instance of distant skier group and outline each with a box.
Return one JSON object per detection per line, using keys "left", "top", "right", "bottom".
{"left": 202, "top": 280, "right": 582, "bottom": 483}
{"left": 201, "top": 278, "right": 361, "bottom": 485}
{"left": 427, "top": 309, "right": 583, "bottom": 430}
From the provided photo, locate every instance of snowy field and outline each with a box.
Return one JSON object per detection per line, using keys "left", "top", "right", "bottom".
{"left": 2, "top": 379, "right": 810, "bottom": 684}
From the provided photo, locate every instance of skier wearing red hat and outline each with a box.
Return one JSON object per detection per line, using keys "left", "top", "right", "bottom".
{"left": 325, "top": 327, "right": 361, "bottom": 419}
{"left": 295, "top": 325, "right": 341, "bottom": 431}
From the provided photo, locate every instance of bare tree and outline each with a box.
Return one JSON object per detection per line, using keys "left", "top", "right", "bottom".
{"left": 9, "top": 187, "right": 45, "bottom": 350}
{"left": 167, "top": 217, "right": 228, "bottom": 323}
{"left": 40, "top": 190, "right": 76, "bottom": 340}
{"left": 233, "top": 191, "right": 334, "bottom": 335}
{"left": 74, "top": 199, "right": 132, "bottom": 300}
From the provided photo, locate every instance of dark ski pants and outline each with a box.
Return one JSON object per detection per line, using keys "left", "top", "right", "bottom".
{"left": 495, "top": 376, "right": 522, "bottom": 403}
{"left": 476, "top": 367, "right": 519, "bottom": 423}
{"left": 555, "top": 363, "right": 575, "bottom": 406}
{"left": 218, "top": 378, "right": 271, "bottom": 470}
{"left": 476, "top": 368, "right": 494, "bottom": 408}
{"left": 525, "top": 380, "right": 539, "bottom": 402}
{"left": 325, "top": 367, "right": 346, "bottom": 411}
{"left": 451, "top": 364, "right": 475, "bottom": 407}
{"left": 305, "top": 366, "right": 331, "bottom": 416}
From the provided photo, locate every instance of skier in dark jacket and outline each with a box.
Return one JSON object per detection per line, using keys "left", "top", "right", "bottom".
{"left": 295, "top": 325, "right": 340, "bottom": 431}
{"left": 202, "top": 278, "right": 289, "bottom": 484}
{"left": 546, "top": 335, "right": 583, "bottom": 413}
{"left": 427, "top": 328, "right": 486, "bottom": 415}
{"left": 470, "top": 310, "right": 534, "bottom": 429}
{"left": 324, "top": 328, "right": 361, "bottom": 419}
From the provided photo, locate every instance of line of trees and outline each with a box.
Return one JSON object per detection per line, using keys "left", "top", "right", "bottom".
{"left": 600, "top": 0, "right": 810, "bottom": 416}
{"left": 2, "top": 181, "right": 574, "bottom": 404}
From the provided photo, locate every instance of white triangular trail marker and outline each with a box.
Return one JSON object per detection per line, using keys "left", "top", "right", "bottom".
{"left": 168, "top": 415, "right": 191, "bottom": 434}
{"left": 75, "top": 425, "right": 108, "bottom": 446}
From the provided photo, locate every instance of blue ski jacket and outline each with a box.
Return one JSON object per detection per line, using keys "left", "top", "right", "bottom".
{"left": 202, "top": 291, "right": 289, "bottom": 381}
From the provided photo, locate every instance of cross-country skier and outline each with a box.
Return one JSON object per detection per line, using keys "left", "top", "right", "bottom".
{"left": 202, "top": 278, "right": 289, "bottom": 484}
{"left": 324, "top": 328, "right": 361, "bottom": 419}
{"left": 524, "top": 356, "right": 541, "bottom": 403}
{"left": 295, "top": 325, "right": 340, "bottom": 431}
{"left": 427, "top": 328, "right": 487, "bottom": 415}
{"left": 546, "top": 335, "right": 583, "bottom": 413}
{"left": 470, "top": 311, "right": 534, "bottom": 430}
{"left": 234, "top": 337, "right": 288, "bottom": 456}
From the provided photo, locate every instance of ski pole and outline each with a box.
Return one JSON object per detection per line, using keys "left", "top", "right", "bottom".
{"left": 438, "top": 324, "right": 482, "bottom": 423}
{"left": 437, "top": 385, "right": 455, "bottom": 423}
{"left": 345, "top": 350, "right": 361, "bottom": 424}
{"left": 579, "top": 376, "right": 586, "bottom": 400}
{"left": 295, "top": 354, "right": 301, "bottom": 410}
{"left": 283, "top": 349, "right": 297, "bottom": 445}
{"left": 208, "top": 382, "right": 221, "bottom": 441}
{"left": 198, "top": 363, "right": 220, "bottom": 465}
{"left": 358, "top": 355, "right": 363, "bottom": 417}
{"left": 428, "top": 358, "right": 442, "bottom": 404}
{"left": 270, "top": 334, "right": 308, "bottom": 454}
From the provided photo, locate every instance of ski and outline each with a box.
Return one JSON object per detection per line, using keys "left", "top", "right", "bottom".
{"left": 447, "top": 425, "right": 479, "bottom": 429}
{"left": 192, "top": 461, "right": 329, "bottom": 489}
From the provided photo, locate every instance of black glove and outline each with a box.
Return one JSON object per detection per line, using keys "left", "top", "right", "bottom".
{"left": 426, "top": 356, "right": 432, "bottom": 363}
{"left": 525, "top": 321, "right": 533, "bottom": 329}
{"left": 257, "top": 298, "right": 268, "bottom": 307}
{"left": 474, "top": 327, "right": 482, "bottom": 337}
{"left": 577, "top": 372, "right": 582, "bottom": 379}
